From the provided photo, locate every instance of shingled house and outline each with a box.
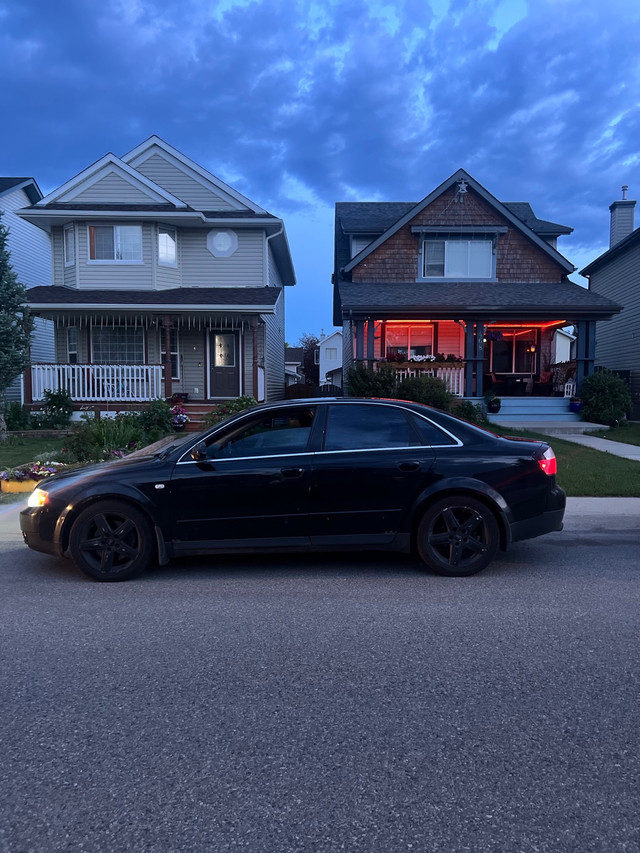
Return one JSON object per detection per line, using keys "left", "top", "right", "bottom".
{"left": 333, "top": 170, "right": 621, "bottom": 405}
{"left": 17, "top": 136, "right": 295, "bottom": 417}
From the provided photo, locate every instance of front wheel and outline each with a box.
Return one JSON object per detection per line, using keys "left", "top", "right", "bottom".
{"left": 417, "top": 496, "right": 500, "bottom": 577}
{"left": 68, "top": 501, "right": 155, "bottom": 582}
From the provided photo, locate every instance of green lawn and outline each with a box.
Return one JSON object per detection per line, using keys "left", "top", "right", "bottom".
{"left": 486, "top": 424, "right": 640, "bottom": 497}
{"left": 0, "top": 436, "right": 67, "bottom": 469}
{"left": 589, "top": 422, "right": 640, "bottom": 447}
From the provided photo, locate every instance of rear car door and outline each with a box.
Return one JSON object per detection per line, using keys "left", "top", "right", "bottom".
{"left": 308, "top": 402, "right": 436, "bottom": 546}
{"left": 168, "top": 406, "right": 316, "bottom": 549}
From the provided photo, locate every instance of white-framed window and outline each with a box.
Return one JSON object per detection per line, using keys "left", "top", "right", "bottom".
{"left": 158, "top": 226, "right": 177, "bottom": 266}
{"left": 91, "top": 326, "right": 144, "bottom": 363}
{"left": 160, "top": 328, "right": 180, "bottom": 379}
{"left": 207, "top": 229, "right": 238, "bottom": 258}
{"left": 63, "top": 225, "right": 75, "bottom": 266}
{"left": 88, "top": 225, "right": 143, "bottom": 262}
{"left": 67, "top": 326, "right": 78, "bottom": 363}
{"left": 350, "top": 235, "right": 372, "bottom": 258}
{"left": 422, "top": 239, "right": 493, "bottom": 279}
{"left": 325, "top": 347, "right": 338, "bottom": 360}
{"left": 385, "top": 323, "right": 434, "bottom": 360}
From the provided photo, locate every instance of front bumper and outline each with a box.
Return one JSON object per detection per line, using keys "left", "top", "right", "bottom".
{"left": 20, "top": 506, "right": 64, "bottom": 558}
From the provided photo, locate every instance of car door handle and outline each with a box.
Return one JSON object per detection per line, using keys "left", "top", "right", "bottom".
{"left": 397, "top": 461, "right": 420, "bottom": 471}
{"left": 281, "top": 467, "right": 304, "bottom": 478}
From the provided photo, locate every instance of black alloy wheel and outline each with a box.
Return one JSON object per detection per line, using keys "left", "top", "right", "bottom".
{"left": 417, "top": 495, "right": 500, "bottom": 576}
{"left": 68, "top": 500, "right": 155, "bottom": 582}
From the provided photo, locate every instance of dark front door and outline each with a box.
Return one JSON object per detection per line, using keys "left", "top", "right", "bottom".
{"left": 210, "top": 331, "right": 239, "bottom": 398}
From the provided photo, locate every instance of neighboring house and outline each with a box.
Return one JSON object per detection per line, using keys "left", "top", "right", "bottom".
{"left": 0, "top": 178, "right": 54, "bottom": 403}
{"left": 284, "top": 346, "right": 305, "bottom": 386}
{"left": 318, "top": 330, "right": 343, "bottom": 386}
{"left": 580, "top": 187, "right": 640, "bottom": 418}
{"left": 17, "top": 136, "right": 295, "bottom": 415}
{"left": 333, "top": 169, "right": 621, "bottom": 401}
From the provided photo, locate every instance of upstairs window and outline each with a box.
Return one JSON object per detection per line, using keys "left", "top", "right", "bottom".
{"left": 158, "top": 226, "right": 177, "bottom": 266}
{"left": 422, "top": 239, "right": 492, "bottom": 279}
{"left": 89, "top": 225, "right": 142, "bottom": 262}
{"left": 63, "top": 225, "right": 75, "bottom": 266}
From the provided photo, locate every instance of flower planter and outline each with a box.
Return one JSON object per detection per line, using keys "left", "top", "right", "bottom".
{"left": 569, "top": 401, "right": 583, "bottom": 413}
{"left": 1, "top": 479, "right": 38, "bottom": 493}
{"left": 487, "top": 398, "right": 501, "bottom": 414}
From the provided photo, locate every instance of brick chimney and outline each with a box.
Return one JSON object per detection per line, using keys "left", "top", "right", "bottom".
{"left": 609, "top": 185, "right": 636, "bottom": 247}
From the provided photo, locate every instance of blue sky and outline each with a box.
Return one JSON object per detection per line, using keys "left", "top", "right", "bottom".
{"left": 1, "top": 0, "right": 639, "bottom": 343}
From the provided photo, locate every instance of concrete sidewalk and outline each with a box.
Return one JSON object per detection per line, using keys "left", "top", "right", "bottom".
{"left": 541, "top": 432, "right": 640, "bottom": 461}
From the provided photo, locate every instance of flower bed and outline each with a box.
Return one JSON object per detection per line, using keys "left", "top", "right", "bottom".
{"left": 0, "top": 461, "right": 69, "bottom": 490}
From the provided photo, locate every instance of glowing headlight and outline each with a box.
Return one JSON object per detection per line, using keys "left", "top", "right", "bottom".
{"left": 27, "top": 488, "right": 48, "bottom": 508}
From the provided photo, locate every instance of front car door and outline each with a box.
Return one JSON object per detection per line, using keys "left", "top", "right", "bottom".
{"left": 308, "top": 401, "right": 438, "bottom": 546}
{"left": 168, "top": 405, "right": 317, "bottom": 550}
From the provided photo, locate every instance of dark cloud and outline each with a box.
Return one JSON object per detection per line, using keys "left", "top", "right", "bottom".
{"left": 1, "top": 0, "right": 639, "bottom": 337}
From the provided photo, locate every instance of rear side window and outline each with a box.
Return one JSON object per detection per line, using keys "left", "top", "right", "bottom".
{"left": 324, "top": 404, "right": 420, "bottom": 451}
{"left": 409, "top": 413, "right": 459, "bottom": 446}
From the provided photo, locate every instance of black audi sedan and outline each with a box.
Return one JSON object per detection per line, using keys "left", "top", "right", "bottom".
{"left": 20, "top": 398, "right": 565, "bottom": 581}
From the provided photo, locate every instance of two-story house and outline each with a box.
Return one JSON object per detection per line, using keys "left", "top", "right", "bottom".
{"left": 580, "top": 187, "right": 640, "bottom": 418}
{"left": 17, "top": 136, "right": 295, "bottom": 416}
{"left": 334, "top": 169, "right": 621, "bottom": 405}
{"left": 0, "top": 177, "right": 54, "bottom": 402}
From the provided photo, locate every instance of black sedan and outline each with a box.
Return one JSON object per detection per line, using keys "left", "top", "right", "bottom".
{"left": 20, "top": 398, "right": 565, "bottom": 581}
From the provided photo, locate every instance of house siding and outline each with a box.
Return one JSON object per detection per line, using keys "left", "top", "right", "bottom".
{"left": 180, "top": 229, "right": 264, "bottom": 286}
{"left": 268, "top": 244, "right": 283, "bottom": 286}
{"left": 69, "top": 173, "right": 159, "bottom": 204}
{"left": 590, "top": 239, "right": 640, "bottom": 405}
{"left": 352, "top": 186, "right": 566, "bottom": 284}
{"left": 75, "top": 222, "right": 155, "bottom": 289}
{"left": 264, "top": 291, "right": 285, "bottom": 401}
{"left": 132, "top": 153, "right": 239, "bottom": 210}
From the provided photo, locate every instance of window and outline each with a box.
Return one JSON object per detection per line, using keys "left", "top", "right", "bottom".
{"left": 64, "top": 226, "right": 75, "bottom": 266}
{"left": 89, "top": 225, "right": 142, "bottom": 262}
{"left": 207, "top": 229, "right": 238, "bottom": 258}
{"left": 214, "top": 333, "right": 236, "bottom": 367}
{"left": 206, "top": 407, "right": 316, "bottom": 459}
{"left": 422, "top": 239, "right": 492, "bottom": 278}
{"left": 158, "top": 227, "right": 177, "bottom": 266}
{"left": 160, "top": 328, "right": 180, "bottom": 379}
{"left": 385, "top": 324, "right": 433, "bottom": 360}
{"left": 67, "top": 326, "right": 78, "bottom": 363}
{"left": 324, "top": 404, "right": 420, "bottom": 451}
{"left": 325, "top": 347, "right": 338, "bottom": 360}
{"left": 91, "top": 327, "right": 144, "bottom": 363}
{"left": 350, "top": 235, "right": 372, "bottom": 258}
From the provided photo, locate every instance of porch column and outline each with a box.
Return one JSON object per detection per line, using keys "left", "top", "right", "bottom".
{"left": 475, "top": 321, "right": 486, "bottom": 398}
{"left": 575, "top": 320, "right": 596, "bottom": 391}
{"left": 23, "top": 345, "right": 33, "bottom": 405}
{"left": 162, "top": 315, "right": 173, "bottom": 400}
{"left": 464, "top": 322, "right": 475, "bottom": 398}
{"left": 355, "top": 320, "right": 365, "bottom": 361}
{"left": 366, "top": 319, "right": 375, "bottom": 364}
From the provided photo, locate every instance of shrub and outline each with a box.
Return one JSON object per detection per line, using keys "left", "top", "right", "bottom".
{"left": 580, "top": 370, "right": 631, "bottom": 426}
{"left": 31, "top": 388, "right": 73, "bottom": 429}
{"left": 137, "top": 398, "right": 173, "bottom": 439}
{"left": 451, "top": 398, "right": 483, "bottom": 423}
{"left": 345, "top": 365, "right": 398, "bottom": 397}
{"left": 396, "top": 375, "right": 453, "bottom": 411}
{"left": 202, "top": 395, "right": 258, "bottom": 427}
{"left": 4, "top": 402, "right": 32, "bottom": 431}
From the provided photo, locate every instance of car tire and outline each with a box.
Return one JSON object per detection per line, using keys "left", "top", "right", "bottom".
{"left": 68, "top": 500, "right": 155, "bottom": 582}
{"left": 417, "top": 495, "right": 500, "bottom": 577}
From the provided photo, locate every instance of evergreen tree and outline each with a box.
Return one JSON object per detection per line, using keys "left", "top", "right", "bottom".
{"left": 297, "top": 332, "right": 320, "bottom": 386}
{"left": 0, "top": 213, "right": 33, "bottom": 441}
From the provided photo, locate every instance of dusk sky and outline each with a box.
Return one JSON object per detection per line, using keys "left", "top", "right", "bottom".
{"left": 2, "top": 0, "right": 639, "bottom": 343}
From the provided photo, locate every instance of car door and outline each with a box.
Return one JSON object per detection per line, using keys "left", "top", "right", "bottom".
{"left": 168, "top": 406, "right": 317, "bottom": 549}
{"left": 308, "top": 402, "right": 436, "bottom": 546}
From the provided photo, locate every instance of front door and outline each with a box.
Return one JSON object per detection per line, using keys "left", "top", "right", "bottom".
{"left": 210, "top": 331, "right": 240, "bottom": 398}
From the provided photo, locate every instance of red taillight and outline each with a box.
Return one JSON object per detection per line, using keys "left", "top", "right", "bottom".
{"left": 538, "top": 447, "right": 557, "bottom": 476}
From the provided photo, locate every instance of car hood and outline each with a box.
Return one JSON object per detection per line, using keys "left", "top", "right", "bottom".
{"left": 37, "top": 454, "right": 165, "bottom": 490}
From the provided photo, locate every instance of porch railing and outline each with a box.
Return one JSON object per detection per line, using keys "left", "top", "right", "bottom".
{"left": 390, "top": 364, "right": 465, "bottom": 396}
{"left": 31, "top": 364, "right": 164, "bottom": 402}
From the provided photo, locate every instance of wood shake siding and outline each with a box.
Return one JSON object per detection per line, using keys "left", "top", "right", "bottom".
{"left": 352, "top": 187, "right": 567, "bottom": 284}
{"left": 132, "top": 154, "right": 238, "bottom": 210}
{"left": 70, "top": 173, "right": 157, "bottom": 204}
{"left": 180, "top": 229, "right": 264, "bottom": 286}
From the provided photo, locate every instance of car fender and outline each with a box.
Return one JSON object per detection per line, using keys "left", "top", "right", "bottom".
{"left": 409, "top": 477, "right": 513, "bottom": 548}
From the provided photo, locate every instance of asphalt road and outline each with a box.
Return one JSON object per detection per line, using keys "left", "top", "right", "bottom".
{"left": 0, "top": 501, "right": 639, "bottom": 853}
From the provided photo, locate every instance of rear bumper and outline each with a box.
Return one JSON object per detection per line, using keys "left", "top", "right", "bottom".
{"left": 510, "top": 487, "right": 566, "bottom": 543}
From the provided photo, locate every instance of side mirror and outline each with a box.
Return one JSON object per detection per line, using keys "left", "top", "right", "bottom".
{"left": 190, "top": 442, "right": 207, "bottom": 461}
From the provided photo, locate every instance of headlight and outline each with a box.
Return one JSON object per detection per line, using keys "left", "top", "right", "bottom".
{"left": 27, "top": 488, "right": 48, "bottom": 508}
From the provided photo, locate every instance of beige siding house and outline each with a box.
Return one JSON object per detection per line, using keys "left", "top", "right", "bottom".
{"left": 17, "top": 137, "right": 295, "bottom": 416}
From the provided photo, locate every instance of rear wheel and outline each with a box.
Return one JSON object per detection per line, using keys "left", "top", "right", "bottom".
{"left": 417, "top": 495, "right": 500, "bottom": 577}
{"left": 68, "top": 501, "right": 155, "bottom": 582}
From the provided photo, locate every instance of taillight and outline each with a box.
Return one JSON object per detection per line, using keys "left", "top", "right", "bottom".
{"left": 537, "top": 447, "right": 557, "bottom": 476}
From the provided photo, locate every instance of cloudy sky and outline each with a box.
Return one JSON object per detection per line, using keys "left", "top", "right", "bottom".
{"left": 1, "top": 0, "right": 639, "bottom": 342}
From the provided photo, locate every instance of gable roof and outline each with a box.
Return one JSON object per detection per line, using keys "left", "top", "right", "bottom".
{"left": 122, "top": 135, "right": 266, "bottom": 214}
{"left": 0, "top": 177, "right": 43, "bottom": 205}
{"left": 339, "top": 169, "right": 575, "bottom": 276}
{"left": 580, "top": 226, "right": 640, "bottom": 276}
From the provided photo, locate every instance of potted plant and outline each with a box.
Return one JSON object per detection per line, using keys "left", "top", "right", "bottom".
{"left": 569, "top": 396, "right": 583, "bottom": 414}
{"left": 484, "top": 392, "right": 501, "bottom": 414}
{"left": 171, "top": 404, "right": 190, "bottom": 430}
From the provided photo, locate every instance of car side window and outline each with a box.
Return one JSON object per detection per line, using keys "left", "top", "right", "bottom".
{"left": 408, "top": 413, "right": 459, "bottom": 446}
{"left": 324, "top": 404, "right": 419, "bottom": 451}
{"left": 206, "top": 407, "right": 316, "bottom": 459}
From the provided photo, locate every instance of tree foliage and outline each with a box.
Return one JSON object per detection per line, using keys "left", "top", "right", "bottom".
{"left": 297, "top": 332, "right": 320, "bottom": 386}
{"left": 0, "top": 214, "right": 33, "bottom": 440}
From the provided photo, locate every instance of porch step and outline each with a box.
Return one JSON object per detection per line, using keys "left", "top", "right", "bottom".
{"left": 490, "top": 420, "right": 606, "bottom": 435}
{"left": 487, "top": 397, "right": 580, "bottom": 424}
{"left": 179, "top": 402, "right": 219, "bottom": 432}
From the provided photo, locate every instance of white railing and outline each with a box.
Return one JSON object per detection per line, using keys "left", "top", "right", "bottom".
{"left": 31, "top": 364, "right": 164, "bottom": 402}
{"left": 393, "top": 364, "right": 465, "bottom": 396}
